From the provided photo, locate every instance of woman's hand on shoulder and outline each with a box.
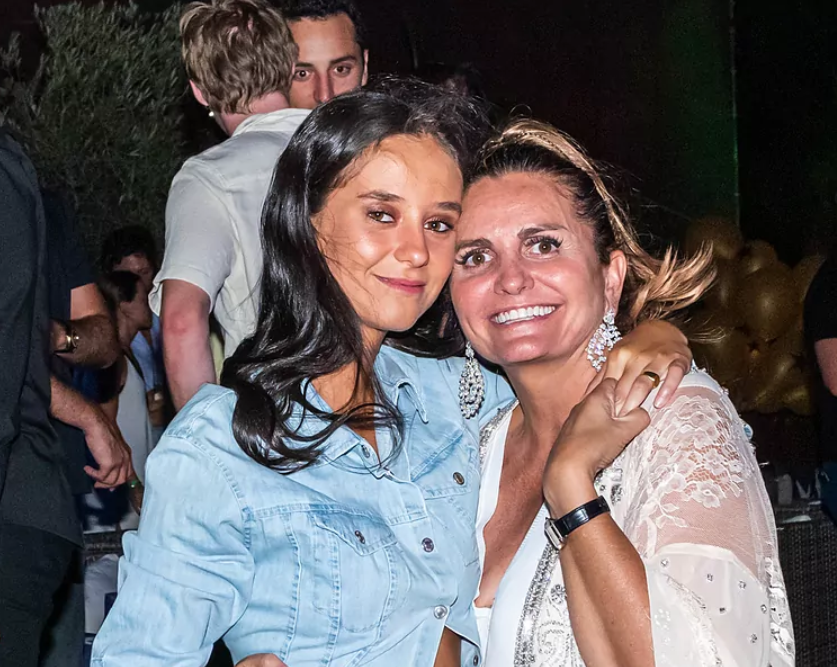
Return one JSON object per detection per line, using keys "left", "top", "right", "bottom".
{"left": 543, "top": 378, "right": 650, "bottom": 517}
{"left": 589, "top": 319, "right": 691, "bottom": 415}
{"left": 235, "top": 655, "right": 287, "bottom": 667}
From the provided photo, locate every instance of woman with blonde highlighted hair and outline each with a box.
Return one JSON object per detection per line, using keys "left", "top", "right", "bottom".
{"left": 449, "top": 119, "right": 794, "bottom": 666}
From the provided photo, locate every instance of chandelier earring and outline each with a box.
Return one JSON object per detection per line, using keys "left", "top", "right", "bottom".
{"left": 459, "top": 341, "right": 485, "bottom": 419}
{"left": 586, "top": 308, "right": 621, "bottom": 372}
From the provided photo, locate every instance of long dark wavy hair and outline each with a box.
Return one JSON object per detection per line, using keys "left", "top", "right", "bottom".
{"left": 221, "top": 80, "right": 489, "bottom": 472}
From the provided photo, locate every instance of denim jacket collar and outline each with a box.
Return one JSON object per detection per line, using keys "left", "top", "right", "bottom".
{"left": 290, "top": 346, "right": 429, "bottom": 465}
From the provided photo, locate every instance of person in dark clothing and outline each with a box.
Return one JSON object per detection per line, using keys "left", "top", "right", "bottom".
{"left": 39, "top": 192, "right": 134, "bottom": 667}
{"left": 0, "top": 130, "right": 78, "bottom": 667}
{"left": 805, "top": 251, "right": 837, "bottom": 519}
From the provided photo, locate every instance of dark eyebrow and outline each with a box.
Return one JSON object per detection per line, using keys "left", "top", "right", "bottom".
{"left": 517, "top": 224, "right": 567, "bottom": 239}
{"left": 295, "top": 55, "right": 359, "bottom": 68}
{"left": 358, "top": 191, "right": 403, "bottom": 203}
{"left": 358, "top": 191, "right": 461, "bottom": 214}
{"left": 456, "top": 237, "right": 492, "bottom": 253}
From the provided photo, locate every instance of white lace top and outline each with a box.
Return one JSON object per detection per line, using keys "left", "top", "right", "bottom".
{"left": 474, "top": 370, "right": 794, "bottom": 667}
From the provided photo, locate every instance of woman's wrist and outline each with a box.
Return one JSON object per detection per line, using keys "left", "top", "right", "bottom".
{"left": 543, "top": 461, "right": 599, "bottom": 519}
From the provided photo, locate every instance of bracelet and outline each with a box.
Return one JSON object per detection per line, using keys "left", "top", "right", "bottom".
{"left": 56, "top": 320, "right": 79, "bottom": 353}
{"left": 544, "top": 496, "right": 610, "bottom": 550}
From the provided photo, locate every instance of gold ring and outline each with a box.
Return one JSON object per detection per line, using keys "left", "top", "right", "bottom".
{"left": 642, "top": 371, "right": 661, "bottom": 388}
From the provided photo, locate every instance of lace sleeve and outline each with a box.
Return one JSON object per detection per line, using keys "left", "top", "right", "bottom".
{"left": 618, "top": 377, "right": 794, "bottom": 666}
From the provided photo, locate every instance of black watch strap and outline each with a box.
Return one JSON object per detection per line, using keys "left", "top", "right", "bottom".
{"left": 544, "top": 496, "right": 610, "bottom": 550}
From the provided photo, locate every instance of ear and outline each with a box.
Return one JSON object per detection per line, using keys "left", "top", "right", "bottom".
{"left": 604, "top": 249, "right": 627, "bottom": 312}
{"left": 361, "top": 49, "right": 369, "bottom": 86}
{"left": 189, "top": 80, "right": 209, "bottom": 108}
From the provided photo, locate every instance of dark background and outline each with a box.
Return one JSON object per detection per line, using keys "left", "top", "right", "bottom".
{"left": 3, "top": 0, "right": 836, "bottom": 259}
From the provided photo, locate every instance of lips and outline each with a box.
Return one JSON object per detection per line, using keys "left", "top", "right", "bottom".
{"left": 492, "top": 305, "right": 557, "bottom": 325}
{"left": 376, "top": 276, "right": 426, "bottom": 294}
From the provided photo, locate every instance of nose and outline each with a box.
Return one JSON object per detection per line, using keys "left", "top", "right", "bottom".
{"left": 394, "top": 223, "right": 430, "bottom": 268}
{"left": 314, "top": 74, "right": 335, "bottom": 105}
{"left": 494, "top": 259, "right": 533, "bottom": 295}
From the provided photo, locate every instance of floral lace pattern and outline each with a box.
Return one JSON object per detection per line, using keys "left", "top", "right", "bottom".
{"left": 497, "top": 372, "right": 794, "bottom": 667}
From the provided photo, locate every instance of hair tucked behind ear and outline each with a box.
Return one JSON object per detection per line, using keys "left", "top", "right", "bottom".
{"left": 221, "top": 82, "right": 489, "bottom": 472}
{"left": 469, "top": 118, "right": 715, "bottom": 332}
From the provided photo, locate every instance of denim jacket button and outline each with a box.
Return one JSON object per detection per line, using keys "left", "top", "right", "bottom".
{"left": 422, "top": 538, "right": 435, "bottom": 553}
{"left": 433, "top": 605, "right": 448, "bottom": 619}
{"left": 453, "top": 472, "right": 465, "bottom": 485}
{"left": 473, "top": 655, "right": 480, "bottom": 665}
{"left": 361, "top": 445, "right": 371, "bottom": 459}
{"left": 354, "top": 530, "right": 366, "bottom": 544}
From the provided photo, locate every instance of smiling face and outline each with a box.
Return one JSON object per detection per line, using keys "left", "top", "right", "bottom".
{"left": 449, "top": 171, "right": 626, "bottom": 369}
{"left": 314, "top": 133, "right": 463, "bottom": 348}
{"left": 288, "top": 13, "right": 368, "bottom": 108}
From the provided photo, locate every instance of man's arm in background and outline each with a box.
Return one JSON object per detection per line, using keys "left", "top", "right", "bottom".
{"left": 49, "top": 376, "right": 132, "bottom": 488}
{"left": 160, "top": 279, "right": 216, "bottom": 411}
{"left": 51, "top": 283, "right": 119, "bottom": 367}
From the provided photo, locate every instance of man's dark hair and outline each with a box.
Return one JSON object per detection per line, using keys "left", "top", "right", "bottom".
{"left": 278, "top": 0, "right": 366, "bottom": 50}
{"left": 98, "top": 271, "right": 142, "bottom": 316}
{"left": 100, "top": 225, "right": 159, "bottom": 273}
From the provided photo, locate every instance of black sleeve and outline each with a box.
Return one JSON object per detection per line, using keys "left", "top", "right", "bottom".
{"left": 805, "top": 258, "right": 837, "bottom": 344}
{"left": 42, "top": 190, "right": 94, "bottom": 293}
{"left": 0, "top": 141, "right": 39, "bottom": 493}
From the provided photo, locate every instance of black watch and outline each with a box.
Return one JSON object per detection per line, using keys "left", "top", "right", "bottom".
{"left": 544, "top": 496, "right": 610, "bottom": 550}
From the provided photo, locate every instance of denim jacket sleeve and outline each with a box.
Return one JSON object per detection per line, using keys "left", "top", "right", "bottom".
{"left": 91, "top": 428, "right": 255, "bottom": 666}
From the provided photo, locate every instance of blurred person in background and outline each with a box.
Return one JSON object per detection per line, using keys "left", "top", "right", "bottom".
{"left": 101, "top": 226, "right": 167, "bottom": 440}
{"left": 280, "top": 0, "right": 368, "bottom": 108}
{"left": 805, "top": 248, "right": 837, "bottom": 520}
{"left": 0, "top": 131, "right": 81, "bottom": 667}
{"left": 39, "top": 189, "right": 133, "bottom": 667}
{"left": 152, "top": 0, "right": 308, "bottom": 411}
{"left": 81, "top": 270, "right": 156, "bottom": 645}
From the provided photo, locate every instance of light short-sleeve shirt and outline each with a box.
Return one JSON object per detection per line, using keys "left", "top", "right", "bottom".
{"left": 150, "top": 108, "right": 309, "bottom": 358}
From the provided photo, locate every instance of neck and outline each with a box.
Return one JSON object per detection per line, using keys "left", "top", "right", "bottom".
{"left": 312, "top": 328, "right": 385, "bottom": 414}
{"left": 118, "top": 320, "right": 137, "bottom": 351}
{"left": 218, "top": 91, "right": 291, "bottom": 134}
{"left": 505, "top": 347, "right": 597, "bottom": 451}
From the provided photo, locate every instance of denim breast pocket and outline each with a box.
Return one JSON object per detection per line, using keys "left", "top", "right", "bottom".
{"left": 413, "top": 434, "right": 481, "bottom": 566}
{"left": 302, "top": 508, "right": 409, "bottom": 633}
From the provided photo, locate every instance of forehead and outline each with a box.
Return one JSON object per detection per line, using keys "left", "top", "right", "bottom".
{"left": 116, "top": 252, "right": 151, "bottom": 267}
{"left": 341, "top": 135, "right": 463, "bottom": 196}
{"left": 289, "top": 13, "right": 361, "bottom": 61}
{"left": 460, "top": 172, "right": 579, "bottom": 235}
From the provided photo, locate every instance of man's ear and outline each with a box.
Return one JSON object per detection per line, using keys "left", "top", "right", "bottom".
{"left": 189, "top": 80, "right": 209, "bottom": 108}
{"left": 361, "top": 49, "right": 369, "bottom": 86}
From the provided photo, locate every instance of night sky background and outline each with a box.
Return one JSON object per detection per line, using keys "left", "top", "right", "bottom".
{"left": 3, "top": 0, "right": 836, "bottom": 261}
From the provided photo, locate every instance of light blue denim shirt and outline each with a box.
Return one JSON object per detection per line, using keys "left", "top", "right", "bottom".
{"left": 92, "top": 345, "right": 513, "bottom": 667}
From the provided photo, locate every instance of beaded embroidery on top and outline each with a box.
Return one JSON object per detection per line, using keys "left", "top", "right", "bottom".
{"left": 479, "top": 400, "right": 518, "bottom": 468}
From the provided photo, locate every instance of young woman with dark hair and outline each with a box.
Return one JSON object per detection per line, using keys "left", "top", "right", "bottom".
{"left": 92, "top": 85, "right": 692, "bottom": 667}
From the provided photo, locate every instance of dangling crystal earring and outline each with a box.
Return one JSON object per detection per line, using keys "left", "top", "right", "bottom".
{"left": 459, "top": 341, "right": 485, "bottom": 419}
{"left": 586, "top": 308, "right": 621, "bottom": 372}
{"left": 206, "top": 106, "right": 215, "bottom": 118}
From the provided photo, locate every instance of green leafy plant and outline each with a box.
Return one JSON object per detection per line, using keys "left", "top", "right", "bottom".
{"left": 0, "top": 2, "right": 187, "bottom": 253}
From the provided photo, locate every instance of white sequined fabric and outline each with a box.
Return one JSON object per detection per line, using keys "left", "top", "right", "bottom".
{"left": 476, "top": 371, "right": 794, "bottom": 667}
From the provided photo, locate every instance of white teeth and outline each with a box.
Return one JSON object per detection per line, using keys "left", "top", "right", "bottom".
{"left": 493, "top": 305, "right": 556, "bottom": 324}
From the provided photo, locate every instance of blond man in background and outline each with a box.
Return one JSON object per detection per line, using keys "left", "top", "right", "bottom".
{"left": 151, "top": 0, "right": 309, "bottom": 410}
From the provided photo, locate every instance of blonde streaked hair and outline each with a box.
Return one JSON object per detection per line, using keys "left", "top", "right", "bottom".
{"left": 180, "top": 0, "right": 297, "bottom": 114}
{"left": 470, "top": 118, "right": 715, "bottom": 332}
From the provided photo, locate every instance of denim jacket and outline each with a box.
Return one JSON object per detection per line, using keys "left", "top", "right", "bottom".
{"left": 91, "top": 345, "right": 513, "bottom": 667}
